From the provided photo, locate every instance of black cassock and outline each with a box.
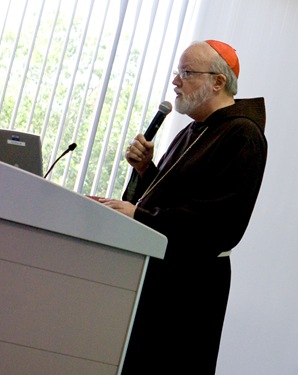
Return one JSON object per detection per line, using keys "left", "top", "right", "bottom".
{"left": 121, "top": 98, "right": 267, "bottom": 374}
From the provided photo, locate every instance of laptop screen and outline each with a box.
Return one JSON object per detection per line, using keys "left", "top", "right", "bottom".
{"left": 0, "top": 129, "right": 43, "bottom": 176}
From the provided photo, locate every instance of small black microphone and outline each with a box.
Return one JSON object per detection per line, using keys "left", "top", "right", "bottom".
{"left": 44, "top": 143, "right": 77, "bottom": 179}
{"left": 122, "top": 102, "right": 172, "bottom": 202}
{"left": 143, "top": 101, "right": 172, "bottom": 141}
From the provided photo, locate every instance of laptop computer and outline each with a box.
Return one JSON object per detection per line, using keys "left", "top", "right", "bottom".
{"left": 0, "top": 129, "right": 43, "bottom": 176}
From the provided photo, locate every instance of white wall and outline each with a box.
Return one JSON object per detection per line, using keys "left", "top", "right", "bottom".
{"left": 199, "top": 0, "right": 298, "bottom": 373}
{"left": 162, "top": 0, "right": 298, "bottom": 373}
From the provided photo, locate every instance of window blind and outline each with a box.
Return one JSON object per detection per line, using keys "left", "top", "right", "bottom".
{"left": 0, "top": 0, "right": 200, "bottom": 197}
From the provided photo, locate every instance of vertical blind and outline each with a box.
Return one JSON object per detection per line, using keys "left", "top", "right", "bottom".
{"left": 0, "top": 0, "right": 200, "bottom": 197}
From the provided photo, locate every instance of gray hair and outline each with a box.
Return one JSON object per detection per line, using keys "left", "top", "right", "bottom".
{"left": 209, "top": 54, "right": 238, "bottom": 96}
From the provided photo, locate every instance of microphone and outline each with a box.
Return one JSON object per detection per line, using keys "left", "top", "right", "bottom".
{"left": 143, "top": 101, "right": 172, "bottom": 141}
{"left": 44, "top": 143, "right": 77, "bottom": 179}
{"left": 122, "top": 101, "right": 172, "bottom": 202}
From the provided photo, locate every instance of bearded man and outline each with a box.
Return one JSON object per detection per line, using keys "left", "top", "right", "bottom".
{"left": 94, "top": 40, "right": 267, "bottom": 374}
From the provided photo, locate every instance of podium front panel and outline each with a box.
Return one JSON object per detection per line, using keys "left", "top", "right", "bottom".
{"left": 0, "top": 219, "right": 147, "bottom": 375}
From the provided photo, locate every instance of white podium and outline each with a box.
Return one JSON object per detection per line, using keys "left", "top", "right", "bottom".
{"left": 0, "top": 162, "right": 167, "bottom": 375}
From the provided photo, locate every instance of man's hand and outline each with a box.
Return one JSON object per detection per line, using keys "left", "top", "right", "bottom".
{"left": 126, "top": 134, "right": 154, "bottom": 176}
{"left": 87, "top": 197, "right": 137, "bottom": 218}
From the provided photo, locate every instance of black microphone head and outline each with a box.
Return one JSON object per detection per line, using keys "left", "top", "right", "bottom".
{"left": 159, "top": 101, "right": 172, "bottom": 115}
{"left": 68, "top": 143, "right": 77, "bottom": 151}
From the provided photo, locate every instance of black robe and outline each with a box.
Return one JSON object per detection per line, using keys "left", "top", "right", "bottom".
{"left": 121, "top": 98, "right": 267, "bottom": 374}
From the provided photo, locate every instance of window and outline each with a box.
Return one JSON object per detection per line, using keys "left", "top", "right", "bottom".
{"left": 0, "top": 0, "right": 200, "bottom": 197}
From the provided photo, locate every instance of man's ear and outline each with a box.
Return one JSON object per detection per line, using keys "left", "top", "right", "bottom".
{"left": 213, "top": 74, "right": 227, "bottom": 92}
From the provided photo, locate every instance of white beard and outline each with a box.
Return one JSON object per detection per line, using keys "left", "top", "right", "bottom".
{"left": 175, "top": 83, "right": 213, "bottom": 115}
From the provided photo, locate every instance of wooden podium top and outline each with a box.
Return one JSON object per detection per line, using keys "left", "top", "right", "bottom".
{"left": 0, "top": 162, "right": 167, "bottom": 259}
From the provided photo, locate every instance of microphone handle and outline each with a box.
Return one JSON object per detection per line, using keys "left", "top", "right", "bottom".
{"left": 143, "top": 111, "right": 166, "bottom": 141}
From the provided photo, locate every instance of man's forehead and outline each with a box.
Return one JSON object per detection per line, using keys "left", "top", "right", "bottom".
{"left": 179, "top": 44, "right": 211, "bottom": 67}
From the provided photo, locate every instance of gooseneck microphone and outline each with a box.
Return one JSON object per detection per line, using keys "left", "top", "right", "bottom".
{"left": 44, "top": 143, "right": 77, "bottom": 179}
{"left": 143, "top": 101, "right": 172, "bottom": 141}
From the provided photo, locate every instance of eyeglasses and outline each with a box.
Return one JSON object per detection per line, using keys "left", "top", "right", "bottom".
{"left": 173, "top": 70, "right": 218, "bottom": 80}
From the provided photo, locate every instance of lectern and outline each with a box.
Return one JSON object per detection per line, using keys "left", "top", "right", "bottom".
{"left": 0, "top": 162, "right": 167, "bottom": 375}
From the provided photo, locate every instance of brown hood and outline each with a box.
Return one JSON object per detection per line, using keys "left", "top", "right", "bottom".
{"left": 208, "top": 97, "right": 266, "bottom": 132}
